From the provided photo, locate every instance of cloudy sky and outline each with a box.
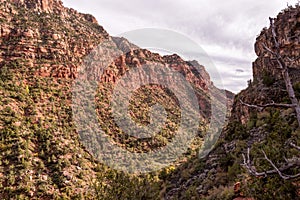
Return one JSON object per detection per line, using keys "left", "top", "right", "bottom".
{"left": 64, "top": 0, "right": 298, "bottom": 93}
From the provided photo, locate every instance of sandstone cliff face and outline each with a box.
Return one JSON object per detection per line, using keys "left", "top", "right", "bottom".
{"left": 254, "top": 6, "right": 300, "bottom": 83}
{"left": 3, "top": 0, "right": 297, "bottom": 199}
{"left": 112, "top": 36, "right": 139, "bottom": 53}
{"left": 10, "top": 0, "right": 64, "bottom": 13}
{"left": 0, "top": 0, "right": 215, "bottom": 92}
{"left": 0, "top": 0, "right": 231, "bottom": 198}
{"left": 230, "top": 6, "right": 300, "bottom": 125}
{"left": 100, "top": 49, "right": 216, "bottom": 119}
{"left": 101, "top": 50, "right": 211, "bottom": 91}
{"left": 0, "top": 0, "right": 110, "bottom": 198}
{"left": 0, "top": 0, "right": 108, "bottom": 79}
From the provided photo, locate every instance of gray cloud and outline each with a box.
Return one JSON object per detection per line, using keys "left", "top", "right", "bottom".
{"left": 64, "top": 0, "right": 298, "bottom": 92}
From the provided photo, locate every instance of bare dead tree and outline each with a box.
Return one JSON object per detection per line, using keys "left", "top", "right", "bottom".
{"left": 240, "top": 17, "right": 300, "bottom": 180}
{"left": 268, "top": 18, "right": 300, "bottom": 125}
{"left": 242, "top": 148, "right": 300, "bottom": 180}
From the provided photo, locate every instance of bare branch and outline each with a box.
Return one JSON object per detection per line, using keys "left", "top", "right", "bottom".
{"left": 240, "top": 100, "right": 296, "bottom": 111}
{"left": 261, "top": 150, "right": 285, "bottom": 179}
{"left": 262, "top": 43, "right": 277, "bottom": 56}
{"left": 269, "top": 18, "right": 280, "bottom": 48}
{"left": 242, "top": 148, "right": 273, "bottom": 177}
{"left": 268, "top": 17, "right": 300, "bottom": 125}
{"left": 286, "top": 56, "right": 300, "bottom": 63}
{"left": 241, "top": 148, "right": 300, "bottom": 180}
{"left": 262, "top": 150, "right": 300, "bottom": 180}
{"left": 240, "top": 100, "right": 264, "bottom": 111}
{"left": 247, "top": 148, "right": 250, "bottom": 166}
{"left": 290, "top": 142, "right": 300, "bottom": 151}
{"left": 261, "top": 42, "right": 296, "bottom": 70}
{"left": 241, "top": 13, "right": 300, "bottom": 182}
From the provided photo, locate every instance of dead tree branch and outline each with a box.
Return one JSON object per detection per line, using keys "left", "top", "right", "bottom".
{"left": 241, "top": 17, "right": 300, "bottom": 181}
{"left": 240, "top": 100, "right": 296, "bottom": 111}
{"left": 262, "top": 150, "right": 300, "bottom": 180}
{"left": 286, "top": 56, "right": 300, "bottom": 63}
{"left": 264, "top": 17, "right": 300, "bottom": 125}
{"left": 262, "top": 43, "right": 277, "bottom": 57}
{"left": 242, "top": 148, "right": 300, "bottom": 180}
{"left": 290, "top": 142, "right": 300, "bottom": 151}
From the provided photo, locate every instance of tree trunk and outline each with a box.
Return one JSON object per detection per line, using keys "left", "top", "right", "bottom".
{"left": 281, "top": 67, "right": 300, "bottom": 126}
{"left": 269, "top": 17, "right": 300, "bottom": 126}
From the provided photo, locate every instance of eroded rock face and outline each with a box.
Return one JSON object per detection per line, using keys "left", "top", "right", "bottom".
{"left": 11, "top": 0, "right": 63, "bottom": 13}
{"left": 230, "top": 6, "right": 300, "bottom": 125}
{"left": 253, "top": 6, "right": 300, "bottom": 84}
{"left": 0, "top": 0, "right": 109, "bottom": 78}
{"left": 0, "top": 1, "right": 235, "bottom": 199}
{"left": 0, "top": 0, "right": 231, "bottom": 121}
{"left": 164, "top": 7, "right": 300, "bottom": 199}
{"left": 100, "top": 49, "right": 212, "bottom": 92}
{"left": 97, "top": 47, "right": 229, "bottom": 121}
{"left": 0, "top": 0, "right": 218, "bottom": 93}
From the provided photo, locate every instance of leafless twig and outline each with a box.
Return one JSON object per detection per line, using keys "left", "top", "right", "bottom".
{"left": 262, "top": 150, "right": 300, "bottom": 180}
{"left": 240, "top": 100, "right": 296, "bottom": 111}
{"left": 290, "top": 142, "right": 300, "bottom": 151}
{"left": 242, "top": 148, "right": 300, "bottom": 180}
{"left": 261, "top": 18, "right": 300, "bottom": 125}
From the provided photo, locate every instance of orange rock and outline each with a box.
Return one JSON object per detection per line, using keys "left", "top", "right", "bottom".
{"left": 39, "top": 46, "right": 47, "bottom": 53}
{"left": 52, "top": 33, "right": 60, "bottom": 40}
{"left": 234, "top": 182, "right": 241, "bottom": 193}
{"left": 0, "top": 25, "right": 11, "bottom": 37}
{"left": 23, "top": 29, "right": 34, "bottom": 38}
{"left": 14, "top": 121, "right": 22, "bottom": 127}
{"left": 132, "top": 57, "right": 141, "bottom": 67}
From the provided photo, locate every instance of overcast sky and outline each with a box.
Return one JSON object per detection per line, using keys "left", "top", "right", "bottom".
{"left": 63, "top": 0, "right": 298, "bottom": 93}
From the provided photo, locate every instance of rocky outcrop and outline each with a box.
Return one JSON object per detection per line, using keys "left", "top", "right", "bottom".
{"left": 230, "top": 6, "right": 300, "bottom": 125}
{"left": 254, "top": 6, "right": 300, "bottom": 83}
{"left": 0, "top": 0, "right": 109, "bottom": 79}
{"left": 164, "top": 5, "right": 300, "bottom": 199}
{"left": 100, "top": 49, "right": 212, "bottom": 91}
{"left": 10, "top": 0, "right": 64, "bottom": 13}
{"left": 112, "top": 36, "right": 139, "bottom": 53}
{"left": 0, "top": 0, "right": 233, "bottom": 199}
{"left": 96, "top": 47, "right": 216, "bottom": 119}
{"left": 0, "top": 0, "right": 215, "bottom": 93}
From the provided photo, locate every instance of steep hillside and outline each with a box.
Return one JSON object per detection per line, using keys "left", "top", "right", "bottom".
{"left": 0, "top": 0, "right": 232, "bottom": 199}
{"left": 163, "top": 5, "right": 300, "bottom": 200}
{"left": 0, "top": 0, "right": 110, "bottom": 198}
{"left": 2, "top": 0, "right": 299, "bottom": 199}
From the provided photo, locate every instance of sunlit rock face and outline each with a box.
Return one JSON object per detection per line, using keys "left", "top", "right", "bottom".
{"left": 10, "top": 0, "right": 63, "bottom": 13}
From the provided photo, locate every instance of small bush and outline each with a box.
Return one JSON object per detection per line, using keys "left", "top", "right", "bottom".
{"left": 262, "top": 71, "right": 275, "bottom": 86}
